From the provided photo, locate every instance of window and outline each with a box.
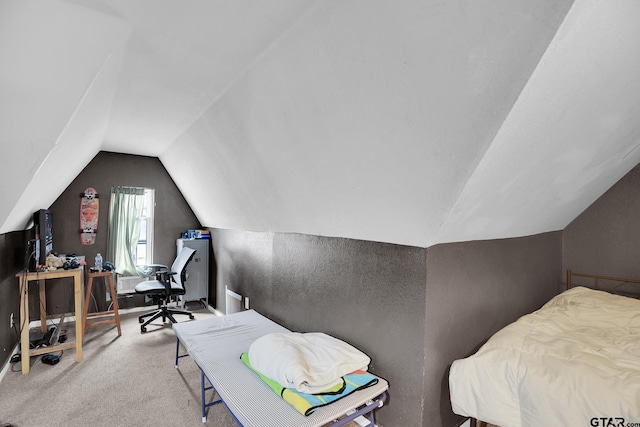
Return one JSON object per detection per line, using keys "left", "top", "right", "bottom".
{"left": 107, "top": 186, "right": 155, "bottom": 276}
{"left": 134, "top": 189, "right": 154, "bottom": 267}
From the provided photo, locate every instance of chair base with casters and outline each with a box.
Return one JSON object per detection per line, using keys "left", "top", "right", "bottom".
{"left": 137, "top": 297, "right": 195, "bottom": 333}
{"left": 134, "top": 247, "right": 197, "bottom": 333}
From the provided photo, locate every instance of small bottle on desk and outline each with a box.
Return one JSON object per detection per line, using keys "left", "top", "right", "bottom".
{"left": 95, "top": 253, "right": 102, "bottom": 272}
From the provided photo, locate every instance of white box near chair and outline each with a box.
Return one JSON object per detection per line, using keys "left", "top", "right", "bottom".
{"left": 225, "top": 286, "right": 243, "bottom": 314}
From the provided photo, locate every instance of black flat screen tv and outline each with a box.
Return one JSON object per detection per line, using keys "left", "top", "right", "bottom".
{"left": 29, "top": 209, "right": 53, "bottom": 271}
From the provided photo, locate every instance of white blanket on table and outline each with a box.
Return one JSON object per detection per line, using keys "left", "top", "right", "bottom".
{"left": 449, "top": 286, "right": 640, "bottom": 427}
{"left": 248, "top": 332, "right": 371, "bottom": 394}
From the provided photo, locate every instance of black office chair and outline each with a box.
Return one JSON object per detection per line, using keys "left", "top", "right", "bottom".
{"left": 134, "top": 246, "right": 197, "bottom": 333}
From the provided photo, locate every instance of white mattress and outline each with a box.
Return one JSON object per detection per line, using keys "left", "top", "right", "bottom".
{"left": 449, "top": 287, "right": 640, "bottom": 427}
{"left": 173, "top": 310, "right": 388, "bottom": 427}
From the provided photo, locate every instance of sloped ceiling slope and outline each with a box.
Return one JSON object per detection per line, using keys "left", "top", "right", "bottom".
{"left": 164, "top": 0, "right": 640, "bottom": 247}
{"left": 0, "top": 0, "right": 315, "bottom": 233}
{"left": 3, "top": 0, "right": 640, "bottom": 248}
{"left": 0, "top": 0, "right": 130, "bottom": 232}
{"left": 436, "top": 0, "right": 640, "bottom": 244}
{"left": 162, "top": 0, "right": 580, "bottom": 247}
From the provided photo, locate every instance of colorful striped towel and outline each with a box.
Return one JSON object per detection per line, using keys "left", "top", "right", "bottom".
{"left": 240, "top": 353, "right": 379, "bottom": 416}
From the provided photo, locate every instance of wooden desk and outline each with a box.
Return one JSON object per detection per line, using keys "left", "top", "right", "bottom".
{"left": 83, "top": 271, "right": 121, "bottom": 337}
{"left": 16, "top": 268, "right": 84, "bottom": 374}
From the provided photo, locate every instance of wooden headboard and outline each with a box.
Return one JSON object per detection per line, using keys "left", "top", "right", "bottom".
{"left": 566, "top": 270, "right": 640, "bottom": 298}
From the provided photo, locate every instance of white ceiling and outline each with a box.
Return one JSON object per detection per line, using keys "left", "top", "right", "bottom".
{"left": 2, "top": 0, "right": 640, "bottom": 247}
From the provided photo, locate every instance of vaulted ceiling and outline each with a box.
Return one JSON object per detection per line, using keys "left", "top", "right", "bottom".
{"left": 2, "top": 0, "right": 640, "bottom": 247}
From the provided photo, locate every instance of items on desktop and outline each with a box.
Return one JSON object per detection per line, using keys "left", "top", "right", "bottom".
{"left": 181, "top": 229, "right": 210, "bottom": 239}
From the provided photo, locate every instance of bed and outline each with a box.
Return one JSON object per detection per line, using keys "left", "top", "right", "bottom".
{"left": 449, "top": 271, "right": 640, "bottom": 427}
{"left": 172, "top": 309, "right": 389, "bottom": 426}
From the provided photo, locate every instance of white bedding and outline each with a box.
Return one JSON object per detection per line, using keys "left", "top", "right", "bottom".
{"left": 449, "top": 287, "right": 640, "bottom": 427}
{"left": 248, "top": 332, "right": 371, "bottom": 393}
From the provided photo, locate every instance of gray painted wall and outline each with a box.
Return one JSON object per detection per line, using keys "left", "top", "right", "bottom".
{"left": 209, "top": 228, "right": 563, "bottom": 426}
{"left": 564, "top": 162, "right": 640, "bottom": 280}
{"left": 0, "top": 230, "right": 27, "bottom": 366}
{"left": 46, "top": 152, "right": 203, "bottom": 313}
{"left": 210, "top": 228, "right": 427, "bottom": 427}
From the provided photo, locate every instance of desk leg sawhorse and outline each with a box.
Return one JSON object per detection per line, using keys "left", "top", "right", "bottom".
{"left": 16, "top": 268, "right": 84, "bottom": 374}
{"left": 82, "top": 271, "right": 121, "bottom": 339}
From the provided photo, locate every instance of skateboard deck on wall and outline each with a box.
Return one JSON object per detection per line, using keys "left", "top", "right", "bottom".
{"left": 80, "top": 187, "right": 99, "bottom": 245}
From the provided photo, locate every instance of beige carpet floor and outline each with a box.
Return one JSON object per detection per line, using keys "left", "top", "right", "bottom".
{"left": 0, "top": 308, "right": 239, "bottom": 427}
{"left": 0, "top": 308, "right": 362, "bottom": 427}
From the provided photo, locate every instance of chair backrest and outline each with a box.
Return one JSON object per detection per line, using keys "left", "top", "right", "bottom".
{"left": 170, "top": 246, "right": 197, "bottom": 290}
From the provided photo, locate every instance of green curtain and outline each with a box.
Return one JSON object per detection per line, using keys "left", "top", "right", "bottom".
{"left": 106, "top": 186, "right": 145, "bottom": 276}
